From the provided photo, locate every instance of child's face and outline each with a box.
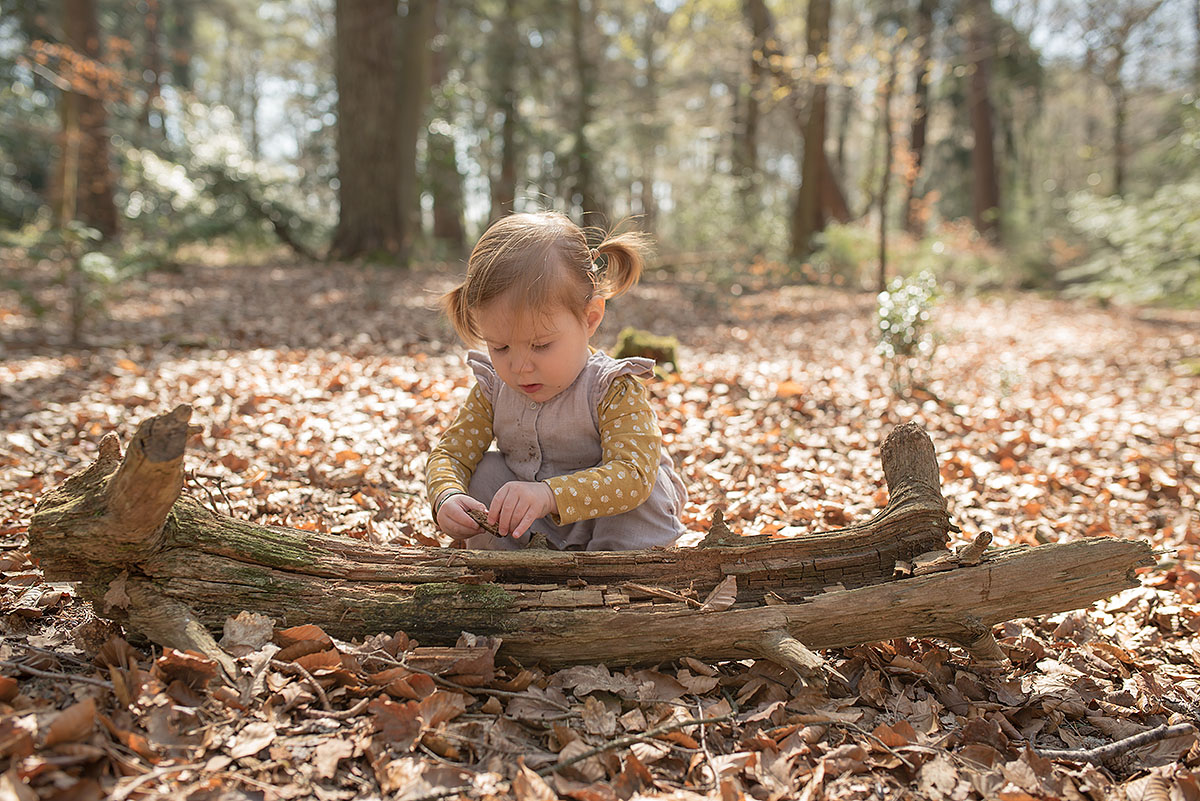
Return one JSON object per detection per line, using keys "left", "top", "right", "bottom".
{"left": 475, "top": 294, "right": 605, "bottom": 403}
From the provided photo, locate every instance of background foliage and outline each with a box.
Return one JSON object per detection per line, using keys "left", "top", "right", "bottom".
{"left": 0, "top": 0, "right": 1196, "bottom": 308}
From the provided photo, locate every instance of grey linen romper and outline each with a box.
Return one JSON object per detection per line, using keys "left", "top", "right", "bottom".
{"left": 463, "top": 349, "right": 688, "bottom": 551}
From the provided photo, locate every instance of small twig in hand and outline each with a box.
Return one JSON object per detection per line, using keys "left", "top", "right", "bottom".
{"left": 1036, "top": 723, "right": 1197, "bottom": 765}
{"left": 270, "top": 659, "right": 332, "bottom": 711}
{"left": 466, "top": 509, "right": 499, "bottom": 537}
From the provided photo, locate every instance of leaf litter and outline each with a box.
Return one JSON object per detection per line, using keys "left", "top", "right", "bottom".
{"left": 1, "top": 260, "right": 1199, "bottom": 799}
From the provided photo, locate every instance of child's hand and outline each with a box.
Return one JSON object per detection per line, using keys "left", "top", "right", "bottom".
{"left": 489, "top": 481, "right": 556, "bottom": 539}
{"left": 436, "top": 493, "right": 488, "bottom": 540}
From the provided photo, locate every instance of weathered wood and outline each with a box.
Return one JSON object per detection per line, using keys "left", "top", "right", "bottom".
{"left": 28, "top": 405, "right": 1155, "bottom": 670}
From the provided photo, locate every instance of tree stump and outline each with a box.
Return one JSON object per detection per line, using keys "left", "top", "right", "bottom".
{"left": 29, "top": 405, "right": 1155, "bottom": 674}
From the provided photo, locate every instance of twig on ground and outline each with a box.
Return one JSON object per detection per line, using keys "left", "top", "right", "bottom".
{"left": 537, "top": 710, "right": 741, "bottom": 777}
{"left": 300, "top": 696, "right": 370, "bottom": 720}
{"left": 270, "top": 658, "right": 332, "bottom": 711}
{"left": 0, "top": 659, "right": 114, "bottom": 689}
{"left": 1036, "top": 723, "right": 1197, "bottom": 765}
{"left": 111, "top": 762, "right": 206, "bottom": 801}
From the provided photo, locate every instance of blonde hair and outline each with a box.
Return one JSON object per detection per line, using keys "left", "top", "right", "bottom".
{"left": 442, "top": 212, "right": 651, "bottom": 345}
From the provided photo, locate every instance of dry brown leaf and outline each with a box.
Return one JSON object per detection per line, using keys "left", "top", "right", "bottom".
{"left": 699, "top": 575, "right": 738, "bottom": 612}
{"left": 220, "top": 610, "right": 274, "bottom": 656}
{"left": 513, "top": 759, "right": 558, "bottom": 801}
{"left": 312, "top": 737, "right": 355, "bottom": 779}
{"left": 227, "top": 720, "right": 276, "bottom": 760}
{"left": 43, "top": 697, "right": 96, "bottom": 748}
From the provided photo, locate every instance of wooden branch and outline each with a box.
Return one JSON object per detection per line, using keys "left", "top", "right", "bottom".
{"left": 1035, "top": 723, "right": 1197, "bottom": 765}
{"left": 28, "top": 406, "right": 1155, "bottom": 671}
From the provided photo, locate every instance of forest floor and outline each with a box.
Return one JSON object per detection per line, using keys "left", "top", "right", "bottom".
{"left": 2, "top": 258, "right": 1199, "bottom": 801}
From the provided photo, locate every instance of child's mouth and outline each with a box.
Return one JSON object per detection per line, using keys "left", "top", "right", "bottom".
{"left": 520, "top": 383, "right": 543, "bottom": 394}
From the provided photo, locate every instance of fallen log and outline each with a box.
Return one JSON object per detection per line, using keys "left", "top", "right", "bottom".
{"left": 29, "top": 405, "right": 1155, "bottom": 675}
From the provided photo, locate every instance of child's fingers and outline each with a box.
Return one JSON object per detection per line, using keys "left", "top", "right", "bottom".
{"left": 512, "top": 508, "right": 540, "bottom": 539}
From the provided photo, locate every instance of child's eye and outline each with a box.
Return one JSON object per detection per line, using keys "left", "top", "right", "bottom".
{"left": 533, "top": 342, "right": 552, "bottom": 351}
{"left": 491, "top": 345, "right": 509, "bottom": 353}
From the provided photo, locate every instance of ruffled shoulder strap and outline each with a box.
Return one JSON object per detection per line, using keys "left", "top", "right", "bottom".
{"left": 589, "top": 351, "right": 655, "bottom": 403}
{"left": 465, "top": 349, "right": 500, "bottom": 401}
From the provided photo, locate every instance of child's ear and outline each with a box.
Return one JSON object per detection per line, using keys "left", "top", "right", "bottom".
{"left": 584, "top": 296, "right": 606, "bottom": 337}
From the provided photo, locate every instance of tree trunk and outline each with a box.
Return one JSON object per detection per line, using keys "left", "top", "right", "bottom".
{"left": 56, "top": 0, "right": 119, "bottom": 239}
{"left": 428, "top": 0, "right": 466, "bottom": 253}
{"left": 140, "top": 0, "right": 163, "bottom": 135}
{"left": 329, "top": 0, "right": 404, "bottom": 261}
{"left": 29, "top": 407, "right": 1153, "bottom": 675}
{"left": 878, "top": 51, "right": 897, "bottom": 293}
{"left": 904, "top": 0, "right": 937, "bottom": 235}
{"left": 569, "top": 0, "right": 605, "bottom": 227}
{"left": 489, "top": 0, "right": 520, "bottom": 221}
{"left": 743, "top": 0, "right": 849, "bottom": 259}
{"left": 397, "top": 0, "right": 435, "bottom": 239}
{"left": 967, "top": 0, "right": 1001, "bottom": 242}
{"left": 1110, "top": 77, "right": 1127, "bottom": 197}
{"left": 737, "top": 0, "right": 769, "bottom": 220}
{"left": 790, "top": 0, "right": 832, "bottom": 260}
{"left": 167, "top": 0, "right": 196, "bottom": 92}
{"left": 635, "top": 8, "right": 666, "bottom": 232}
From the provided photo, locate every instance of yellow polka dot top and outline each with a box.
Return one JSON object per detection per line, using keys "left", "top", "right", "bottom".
{"left": 426, "top": 374, "right": 662, "bottom": 525}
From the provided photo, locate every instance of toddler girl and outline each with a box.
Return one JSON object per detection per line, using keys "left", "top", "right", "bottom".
{"left": 426, "top": 212, "right": 688, "bottom": 551}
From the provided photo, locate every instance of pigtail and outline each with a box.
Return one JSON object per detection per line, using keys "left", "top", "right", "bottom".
{"left": 440, "top": 283, "right": 479, "bottom": 345}
{"left": 594, "top": 230, "right": 653, "bottom": 300}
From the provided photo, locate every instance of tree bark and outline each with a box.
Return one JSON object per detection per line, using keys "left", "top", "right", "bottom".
{"left": 397, "top": 0, "right": 435, "bottom": 238}
{"left": 29, "top": 407, "right": 1153, "bottom": 674}
{"left": 904, "top": 0, "right": 937, "bottom": 235}
{"left": 428, "top": 0, "right": 466, "bottom": 253}
{"left": 967, "top": 0, "right": 1001, "bottom": 242}
{"left": 569, "top": 0, "right": 605, "bottom": 227}
{"left": 878, "top": 50, "right": 897, "bottom": 293}
{"left": 329, "top": 0, "right": 404, "bottom": 260}
{"left": 791, "top": 0, "right": 833, "bottom": 260}
{"left": 743, "top": 0, "right": 850, "bottom": 259}
{"left": 489, "top": 0, "right": 520, "bottom": 221}
{"left": 55, "top": 0, "right": 119, "bottom": 239}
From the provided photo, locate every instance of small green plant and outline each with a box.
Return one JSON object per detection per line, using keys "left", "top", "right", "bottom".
{"left": 877, "top": 270, "right": 939, "bottom": 393}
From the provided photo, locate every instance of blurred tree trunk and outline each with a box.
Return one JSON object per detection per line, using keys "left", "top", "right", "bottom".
{"left": 243, "top": 48, "right": 262, "bottom": 160}
{"left": 736, "top": 0, "right": 769, "bottom": 221}
{"left": 489, "top": 0, "right": 520, "bottom": 221}
{"left": 744, "top": 0, "right": 849, "bottom": 262}
{"left": 167, "top": 0, "right": 195, "bottom": 91}
{"left": 140, "top": 0, "right": 163, "bottom": 136}
{"left": 330, "top": 0, "right": 404, "bottom": 260}
{"left": 428, "top": 0, "right": 466, "bottom": 253}
{"left": 791, "top": 0, "right": 832, "bottom": 260}
{"left": 55, "top": 0, "right": 119, "bottom": 239}
{"left": 570, "top": 0, "right": 605, "bottom": 228}
{"left": 878, "top": 51, "right": 897, "bottom": 293}
{"left": 903, "top": 0, "right": 937, "bottom": 235}
{"left": 1072, "top": 0, "right": 1168, "bottom": 197}
{"left": 634, "top": 8, "right": 667, "bottom": 232}
{"left": 967, "top": 0, "right": 1001, "bottom": 241}
{"left": 397, "top": 0, "right": 435, "bottom": 239}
